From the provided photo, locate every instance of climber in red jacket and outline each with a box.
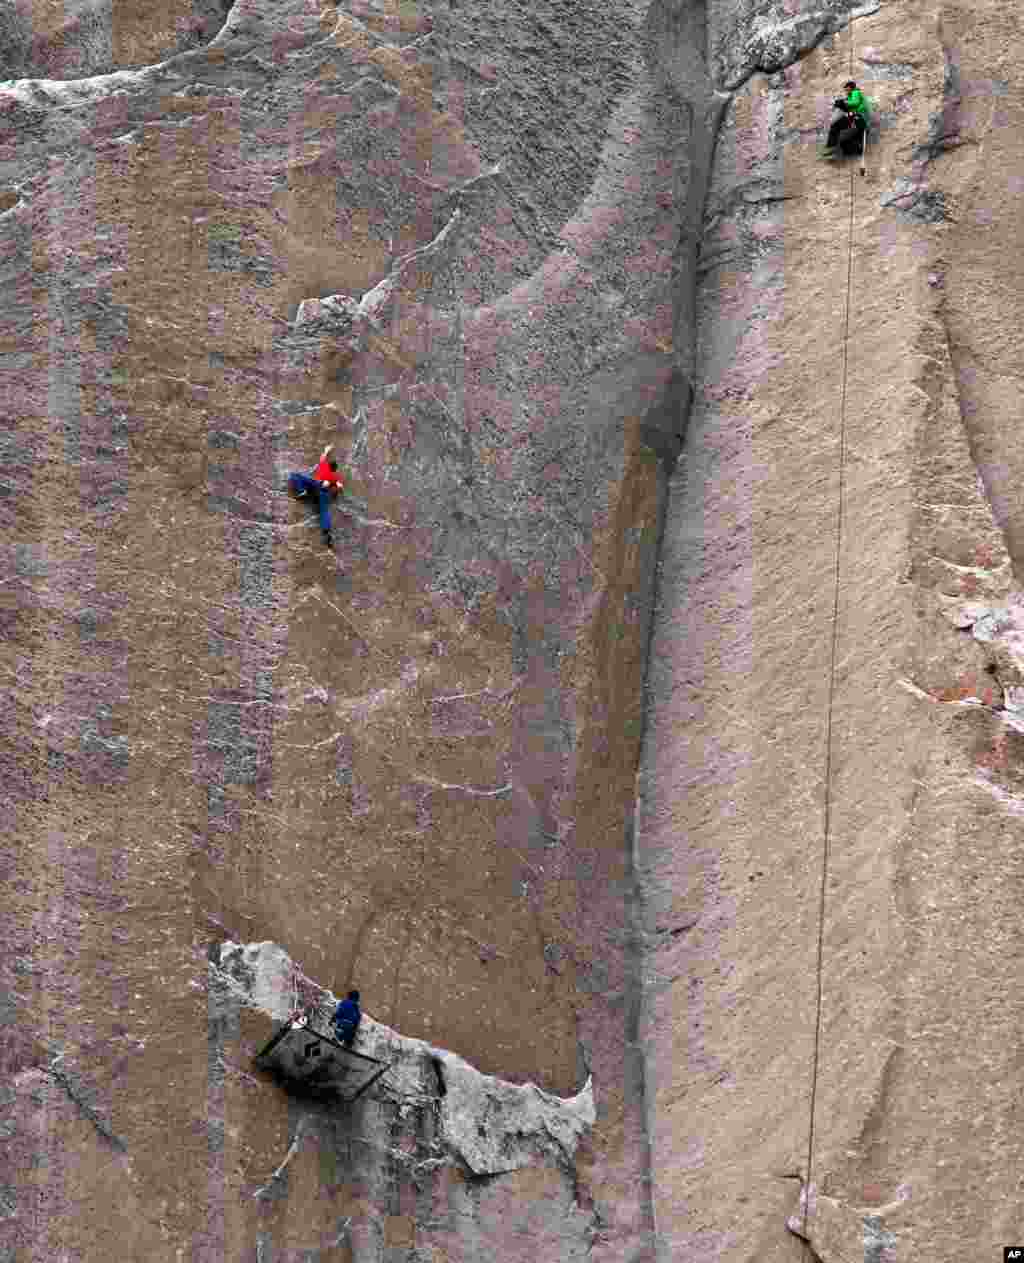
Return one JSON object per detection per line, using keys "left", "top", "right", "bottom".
{"left": 289, "top": 444, "right": 344, "bottom": 548}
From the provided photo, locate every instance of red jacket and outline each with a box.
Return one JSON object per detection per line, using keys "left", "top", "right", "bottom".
{"left": 313, "top": 458, "right": 344, "bottom": 491}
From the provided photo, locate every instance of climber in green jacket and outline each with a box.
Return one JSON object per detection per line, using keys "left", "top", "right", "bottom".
{"left": 822, "top": 81, "right": 870, "bottom": 158}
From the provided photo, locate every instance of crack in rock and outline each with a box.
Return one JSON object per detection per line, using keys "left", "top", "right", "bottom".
{"left": 46, "top": 1052, "right": 127, "bottom": 1153}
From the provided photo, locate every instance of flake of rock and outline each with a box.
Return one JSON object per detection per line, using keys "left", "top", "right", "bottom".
{"left": 294, "top": 294, "right": 360, "bottom": 333}
{"left": 216, "top": 940, "right": 595, "bottom": 1180}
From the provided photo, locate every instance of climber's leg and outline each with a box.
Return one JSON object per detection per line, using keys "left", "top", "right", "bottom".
{"left": 316, "top": 486, "right": 333, "bottom": 544}
{"left": 839, "top": 117, "right": 866, "bottom": 156}
{"left": 315, "top": 487, "right": 332, "bottom": 533}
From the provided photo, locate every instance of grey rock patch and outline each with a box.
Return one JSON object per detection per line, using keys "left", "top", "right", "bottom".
{"left": 215, "top": 939, "right": 595, "bottom": 1178}
{"left": 14, "top": 543, "right": 47, "bottom": 577}
{"left": 80, "top": 727, "right": 130, "bottom": 762}
{"left": 294, "top": 293, "right": 360, "bottom": 336}
{"left": 863, "top": 1214, "right": 898, "bottom": 1262}
{"left": 273, "top": 400, "right": 327, "bottom": 416}
{"left": 861, "top": 61, "right": 918, "bottom": 80}
{"left": 715, "top": 0, "right": 882, "bottom": 91}
{"left": 900, "top": 190, "right": 949, "bottom": 222}
{"left": 880, "top": 179, "right": 950, "bottom": 223}
{"left": 208, "top": 429, "right": 241, "bottom": 450}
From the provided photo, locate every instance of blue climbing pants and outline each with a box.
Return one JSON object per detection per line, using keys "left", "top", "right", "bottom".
{"left": 334, "top": 1021, "right": 357, "bottom": 1047}
{"left": 289, "top": 472, "right": 333, "bottom": 533}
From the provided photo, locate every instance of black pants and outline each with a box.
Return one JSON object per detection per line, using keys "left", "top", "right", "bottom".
{"left": 827, "top": 114, "right": 865, "bottom": 154}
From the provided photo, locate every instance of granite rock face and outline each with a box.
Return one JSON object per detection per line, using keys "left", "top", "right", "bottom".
{"left": 639, "top": 0, "right": 1024, "bottom": 1260}
{"left": 2, "top": 0, "right": 1021, "bottom": 1260}
{"left": 209, "top": 939, "right": 597, "bottom": 1258}
{"left": 1, "top": 0, "right": 688, "bottom": 1258}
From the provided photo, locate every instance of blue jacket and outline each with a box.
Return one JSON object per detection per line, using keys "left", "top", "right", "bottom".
{"left": 334, "top": 998, "right": 361, "bottom": 1032}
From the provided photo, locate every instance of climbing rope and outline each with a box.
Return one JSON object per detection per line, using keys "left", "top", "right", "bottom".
{"left": 802, "top": 20, "right": 859, "bottom": 1249}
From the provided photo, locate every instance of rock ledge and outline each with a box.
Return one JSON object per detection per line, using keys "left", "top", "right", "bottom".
{"left": 214, "top": 939, "right": 595, "bottom": 1177}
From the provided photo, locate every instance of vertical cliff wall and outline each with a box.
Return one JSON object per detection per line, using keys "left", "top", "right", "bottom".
{"left": 1, "top": 0, "right": 1021, "bottom": 1260}
{"left": 639, "top": 0, "right": 1024, "bottom": 1260}
{"left": 1, "top": 0, "right": 691, "bottom": 1258}
{"left": 211, "top": 940, "right": 597, "bottom": 1260}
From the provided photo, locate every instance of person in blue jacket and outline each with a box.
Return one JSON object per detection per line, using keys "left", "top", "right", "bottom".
{"left": 333, "top": 990, "right": 361, "bottom": 1047}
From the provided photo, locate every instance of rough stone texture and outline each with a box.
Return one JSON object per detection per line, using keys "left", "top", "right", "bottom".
{"left": 2, "top": 0, "right": 1021, "bottom": 1260}
{"left": 639, "top": 0, "right": 1024, "bottom": 1260}
{"left": 209, "top": 939, "right": 597, "bottom": 1258}
{"left": 0, "top": 0, "right": 232, "bottom": 81}
{"left": 1, "top": 0, "right": 686, "bottom": 1258}
{"left": 218, "top": 940, "right": 596, "bottom": 1170}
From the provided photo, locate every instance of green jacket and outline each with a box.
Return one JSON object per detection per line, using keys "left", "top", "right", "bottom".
{"left": 845, "top": 88, "right": 870, "bottom": 121}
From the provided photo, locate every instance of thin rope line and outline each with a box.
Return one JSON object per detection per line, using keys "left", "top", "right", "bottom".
{"left": 802, "top": 28, "right": 857, "bottom": 1248}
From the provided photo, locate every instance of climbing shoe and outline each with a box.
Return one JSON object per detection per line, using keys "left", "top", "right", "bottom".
{"left": 820, "top": 146, "right": 838, "bottom": 158}
{"left": 322, "top": 529, "right": 333, "bottom": 548}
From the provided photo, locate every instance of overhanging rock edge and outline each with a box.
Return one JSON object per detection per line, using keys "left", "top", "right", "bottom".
{"left": 214, "top": 939, "right": 596, "bottom": 1177}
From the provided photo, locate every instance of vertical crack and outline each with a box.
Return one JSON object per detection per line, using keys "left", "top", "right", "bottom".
{"left": 938, "top": 300, "right": 1021, "bottom": 585}
{"left": 629, "top": 4, "right": 730, "bottom": 1259}
{"left": 431, "top": 1057, "right": 447, "bottom": 1098}
{"left": 46, "top": 1052, "right": 127, "bottom": 1153}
